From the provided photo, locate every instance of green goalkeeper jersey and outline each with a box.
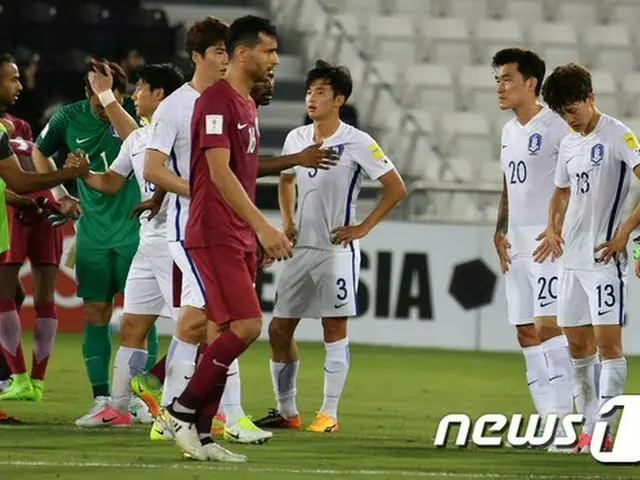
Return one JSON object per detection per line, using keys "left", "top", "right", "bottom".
{"left": 36, "top": 99, "right": 141, "bottom": 249}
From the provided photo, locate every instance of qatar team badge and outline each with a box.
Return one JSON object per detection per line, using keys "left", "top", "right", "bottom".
{"left": 591, "top": 143, "right": 604, "bottom": 166}
{"left": 527, "top": 133, "right": 542, "bottom": 155}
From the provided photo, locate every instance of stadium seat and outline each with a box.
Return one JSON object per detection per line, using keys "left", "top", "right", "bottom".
{"left": 528, "top": 22, "right": 580, "bottom": 70}
{"left": 583, "top": 24, "right": 635, "bottom": 76}
{"left": 418, "top": 18, "right": 473, "bottom": 74}
{"left": 458, "top": 65, "right": 499, "bottom": 115}
{"left": 326, "top": 0, "right": 385, "bottom": 15}
{"left": 499, "top": 0, "right": 546, "bottom": 26}
{"left": 608, "top": 0, "right": 640, "bottom": 32}
{"left": 333, "top": 13, "right": 364, "bottom": 44}
{"left": 479, "top": 160, "right": 502, "bottom": 183}
{"left": 440, "top": 112, "right": 493, "bottom": 159}
{"left": 364, "top": 15, "right": 419, "bottom": 66}
{"left": 474, "top": 19, "right": 525, "bottom": 64}
{"left": 591, "top": 70, "right": 619, "bottom": 117}
{"left": 403, "top": 63, "right": 456, "bottom": 115}
{"left": 442, "top": 157, "right": 475, "bottom": 182}
{"left": 440, "top": 0, "right": 493, "bottom": 24}
{"left": 553, "top": 1, "right": 602, "bottom": 31}
{"left": 385, "top": 0, "right": 436, "bottom": 15}
{"left": 622, "top": 73, "right": 640, "bottom": 118}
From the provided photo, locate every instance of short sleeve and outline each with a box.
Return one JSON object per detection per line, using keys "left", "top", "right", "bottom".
{"left": 0, "top": 128, "right": 14, "bottom": 161}
{"left": 554, "top": 141, "right": 571, "bottom": 188}
{"left": 36, "top": 108, "right": 68, "bottom": 157}
{"left": 352, "top": 132, "right": 394, "bottom": 181}
{"left": 617, "top": 128, "right": 640, "bottom": 171}
{"left": 198, "top": 90, "right": 231, "bottom": 150}
{"left": 280, "top": 130, "right": 296, "bottom": 175}
{"left": 147, "top": 100, "right": 179, "bottom": 156}
{"left": 499, "top": 125, "right": 508, "bottom": 173}
{"left": 109, "top": 133, "right": 134, "bottom": 178}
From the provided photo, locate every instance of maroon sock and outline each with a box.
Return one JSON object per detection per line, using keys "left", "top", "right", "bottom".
{"left": 149, "top": 354, "right": 167, "bottom": 383}
{"left": 0, "top": 299, "right": 26, "bottom": 374}
{"left": 177, "top": 330, "right": 247, "bottom": 413}
{"left": 31, "top": 303, "right": 58, "bottom": 381}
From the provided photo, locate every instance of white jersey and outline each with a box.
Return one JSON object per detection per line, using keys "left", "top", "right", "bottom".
{"left": 282, "top": 122, "right": 395, "bottom": 252}
{"left": 500, "top": 106, "right": 568, "bottom": 258}
{"left": 555, "top": 114, "right": 640, "bottom": 270}
{"left": 110, "top": 125, "right": 168, "bottom": 257}
{"left": 146, "top": 83, "right": 199, "bottom": 242}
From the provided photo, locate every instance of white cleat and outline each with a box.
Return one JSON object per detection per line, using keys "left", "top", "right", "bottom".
{"left": 74, "top": 396, "right": 112, "bottom": 427}
{"left": 0, "top": 380, "right": 9, "bottom": 393}
{"left": 547, "top": 445, "right": 577, "bottom": 453}
{"left": 159, "top": 407, "right": 207, "bottom": 461}
{"left": 202, "top": 442, "right": 248, "bottom": 462}
{"left": 130, "top": 397, "right": 154, "bottom": 424}
{"left": 223, "top": 416, "right": 273, "bottom": 444}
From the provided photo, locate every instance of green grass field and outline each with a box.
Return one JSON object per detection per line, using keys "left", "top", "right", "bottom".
{"left": 0, "top": 333, "right": 638, "bottom": 479}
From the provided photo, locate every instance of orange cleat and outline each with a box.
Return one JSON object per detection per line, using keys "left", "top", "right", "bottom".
{"left": 254, "top": 408, "right": 301, "bottom": 430}
{"left": 306, "top": 412, "right": 338, "bottom": 433}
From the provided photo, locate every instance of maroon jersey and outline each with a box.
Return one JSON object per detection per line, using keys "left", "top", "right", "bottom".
{"left": 5, "top": 113, "right": 33, "bottom": 142}
{"left": 185, "top": 79, "right": 260, "bottom": 252}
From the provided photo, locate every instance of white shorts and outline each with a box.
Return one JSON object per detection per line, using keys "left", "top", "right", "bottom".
{"left": 504, "top": 257, "right": 560, "bottom": 325}
{"left": 123, "top": 249, "right": 179, "bottom": 321}
{"left": 557, "top": 262, "right": 627, "bottom": 328}
{"left": 274, "top": 247, "right": 361, "bottom": 319}
{"left": 167, "top": 240, "right": 205, "bottom": 309}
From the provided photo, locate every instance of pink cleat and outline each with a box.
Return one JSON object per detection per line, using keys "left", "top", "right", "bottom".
{"left": 75, "top": 401, "right": 132, "bottom": 428}
{"left": 577, "top": 432, "right": 613, "bottom": 454}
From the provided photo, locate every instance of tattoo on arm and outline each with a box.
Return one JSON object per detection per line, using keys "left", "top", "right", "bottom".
{"left": 496, "top": 178, "right": 508, "bottom": 234}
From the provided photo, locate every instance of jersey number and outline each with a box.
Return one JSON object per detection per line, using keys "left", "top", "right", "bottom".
{"left": 99, "top": 151, "right": 109, "bottom": 171}
{"left": 143, "top": 180, "right": 156, "bottom": 194}
{"left": 247, "top": 126, "right": 257, "bottom": 154}
{"left": 336, "top": 278, "right": 348, "bottom": 301}
{"left": 537, "top": 276, "right": 558, "bottom": 302}
{"left": 575, "top": 172, "right": 590, "bottom": 194}
{"left": 508, "top": 161, "right": 527, "bottom": 184}
{"left": 597, "top": 284, "right": 616, "bottom": 310}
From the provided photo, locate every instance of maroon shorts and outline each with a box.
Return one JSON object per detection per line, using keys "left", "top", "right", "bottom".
{"left": 0, "top": 194, "right": 63, "bottom": 266}
{"left": 188, "top": 245, "right": 260, "bottom": 325}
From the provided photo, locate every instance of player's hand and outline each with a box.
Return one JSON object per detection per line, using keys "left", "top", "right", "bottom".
{"left": 257, "top": 222, "right": 293, "bottom": 261}
{"left": 130, "top": 199, "right": 161, "bottom": 220}
{"left": 295, "top": 142, "right": 340, "bottom": 170}
{"left": 58, "top": 195, "right": 81, "bottom": 220}
{"left": 595, "top": 231, "right": 629, "bottom": 264}
{"left": 533, "top": 227, "right": 563, "bottom": 263}
{"left": 283, "top": 220, "right": 297, "bottom": 245}
{"left": 493, "top": 232, "right": 511, "bottom": 273}
{"left": 331, "top": 223, "right": 369, "bottom": 247}
{"left": 64, "top": 149, "right": 90, "bottom": 176}
{"left": 88, "top": 60, "right": 113, "bottom": 95}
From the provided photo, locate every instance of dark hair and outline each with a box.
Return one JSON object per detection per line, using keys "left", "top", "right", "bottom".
{"left": 226, "top": 15, "right": 278, "bottom": 58}
{"left": 305, "top": 60, "right": 353, "bottom": 102}
{"left": 85, "top": 60, "right": 128, "bottom": 94}
{"left": 138, "top": 63, "right": 184, "bottom": 98}
{"left": 542, "top": 63, "right": 593, "bottom": 113}
{"left": 492, "top": 48, "right": 545, "bottom": 97}
{"left": 184, "top": 16, "right": 228, "bottom": 60}
{"left": 0, "top": 54, "right": 15, "bottom": 69}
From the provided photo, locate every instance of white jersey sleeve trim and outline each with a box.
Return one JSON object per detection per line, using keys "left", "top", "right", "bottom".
{"left": 146, "top": 97, "right": 179, "bottom": 156}
{"left": 109, "top": 132, "right": 134, "bottom": 178}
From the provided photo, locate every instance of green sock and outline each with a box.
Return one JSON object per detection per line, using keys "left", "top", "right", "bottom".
{"left": 82, "top": 323, "right": 111, "bottom": 398}
{"left": 145, "top": 324, "right": 159, "bottom": 372}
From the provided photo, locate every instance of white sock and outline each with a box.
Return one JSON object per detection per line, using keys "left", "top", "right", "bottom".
{"left": 542, "top": 335, "right": 573, "bottom": 416}
{"left": 598, "top": 357, "right": 627, "bottom": 432}
{"left": 320, "top": 337, "right": 350, "bottom": 419}
{"left": 571, "top": 354, "right": 600, "bottom": 435}
{"left": 522, "top": 345, "right": 555, "bottom": 416}
{"left": 161, "top": 337, "right": 197, "bottom": 407}
{"left": 270, "top": 359, "right": 300, "bottom": 419}
{"left": 112, "top": 346, "right": 147, "bottom": 414}
{"left": 220, "top": 359, "right": 244, "bottom": 426}
{"left": 166, "top": 335, "right": 179, "bottom": 366}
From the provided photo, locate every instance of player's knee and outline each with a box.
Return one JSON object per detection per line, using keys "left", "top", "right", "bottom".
{"left": 120, "top": 316, "right": 148, "bottom": 348}
{"left": 84, "top": 303, "right": 112, "bottom": 325}
{"left": 537, "top": 325, "right": 563, "bottom": 343}
{"left": 268, "top": 318, "right": 295, "bottom": 346}
{"left": 322, "top": 318, "right": 348, "bottom": 343}
{"left": 176, "top": 308, "right": 207, "bottom": 344}
{"left": 565, "top": 330, "right": 596, "bottom": 358}
{"left": 516, "top": 324, "right": 539, "bottom": 348}
{"left": 232, "top": 317, "right": 262, "bottom": 344}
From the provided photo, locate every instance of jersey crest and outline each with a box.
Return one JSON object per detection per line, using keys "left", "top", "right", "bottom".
{"left": 528, "top": 133, "right": 542, "bottom": 155}
{"left": 591, "top": 143, "right": 604, "bottom": 166}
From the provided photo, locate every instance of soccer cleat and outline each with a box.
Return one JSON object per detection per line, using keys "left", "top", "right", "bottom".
{"left": 183, "top": 442, "right": 248, "bottom": 462}
{"left": 576, "top": 433, "right": 592, "bottom": 453}
{"left": 211, "top": 412, "right": 226, "bottom": 436}
{"left": 0, "top": 375, "right": 38, "bottom": 401}
{"left": 130, "top": 373, "right": 163, "bottom": 418}
{"left": 30, "top": 379, "right": 44, "bottom": 402}
{"left": 0, "top": 379, "right": 9, "bottom": 392}
{"left": 130, "top": 397, "right": 154, "bottom": 424}
{"left": 306, "top": 412, "right": 339, "bottom": 433}
{"left": 159, "top": 407, "right": 207, "bottom": 461}
{"left": 223, "top": 416, "right": 273, "bottom": 444}
{"left": 0, "top": 410, "right": 21, "bottom": 424}
{"left": 253, "top": 408, "right": 302, "bottom": 430}
{"left": 150, "top": 419, "right": 174, "bottom": 441}
{"left": 76, "top": 404, "right": 132, "bottom": 427}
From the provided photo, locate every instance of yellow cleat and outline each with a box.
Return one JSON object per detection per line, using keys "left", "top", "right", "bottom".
{"left": 211, "top": 412, "right": 226, "bottom": 436}
{"left": 130, "top": 373, "right": 163, "bottom": 418}
{"left": 149, "top": 419, "right": 173, "bottom": 441}
{"left": 306, "top": 412, "right": 339, "bottom": 433}
{"left": 0, "top": 374, "right": 37, "bottom": 401}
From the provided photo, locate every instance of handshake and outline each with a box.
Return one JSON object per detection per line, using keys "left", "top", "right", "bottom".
{"left": 64, "top": 149, "right": 90, "bottom": 176}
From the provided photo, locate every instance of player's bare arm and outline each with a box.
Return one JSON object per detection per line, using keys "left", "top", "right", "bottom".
{"left": 206, "top": 147, "right": 292, "bottom": 260}
{"left": 533, "top": 186, "right": 569, "bottom": 263}
{"left": 31, "top": 144, "right": 81, "bottom": 218}
{"left": 278, "top": 172, "right": 297, "bottom": 242}
{"left": 494, "top": 176, "right": 511, "bottom": 273}
{"left": 88, "top": 61, "right": 138, "bottom": 141}
{"left": 332, "top": 169, "right": 406, "bottom": 247}
{"left": 0, "top": 149, "right": 89, "bottom": 194}
{"left": 143, "top": 149, "right": 189, "bottom": 197}
{"left": 595, "top": 163, "right": 640, "bottom": 263}
{"left": 5, "top": 189, "right": 36, "bottom": 208}
{"left": 131, "top": 186, "right": 167, "bottom": 220}
{"left": 77, "top": 167, "right": 126, "bottom": 196}
{"left": 257, "top": 142, "right": 340, "bottom": 177}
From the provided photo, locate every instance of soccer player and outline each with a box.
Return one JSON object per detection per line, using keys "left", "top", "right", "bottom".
{"left": 253, "top": 60, "right": 406, "bottom": 433}
{"left": 32, "top": 61, "right": 159, "bottom": 426}
{"left": 74, "top": 64, "right": 184, "bottom": 425}
{"left": 491, "top": 49, "right": 574, "bottom": 432}
{"left": 534, "top": 63, "right": 639, "bottom": 453}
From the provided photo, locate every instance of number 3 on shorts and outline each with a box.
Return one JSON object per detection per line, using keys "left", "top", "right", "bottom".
{"left": 336, "top": 278, "right": 348, "bottom": 301}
